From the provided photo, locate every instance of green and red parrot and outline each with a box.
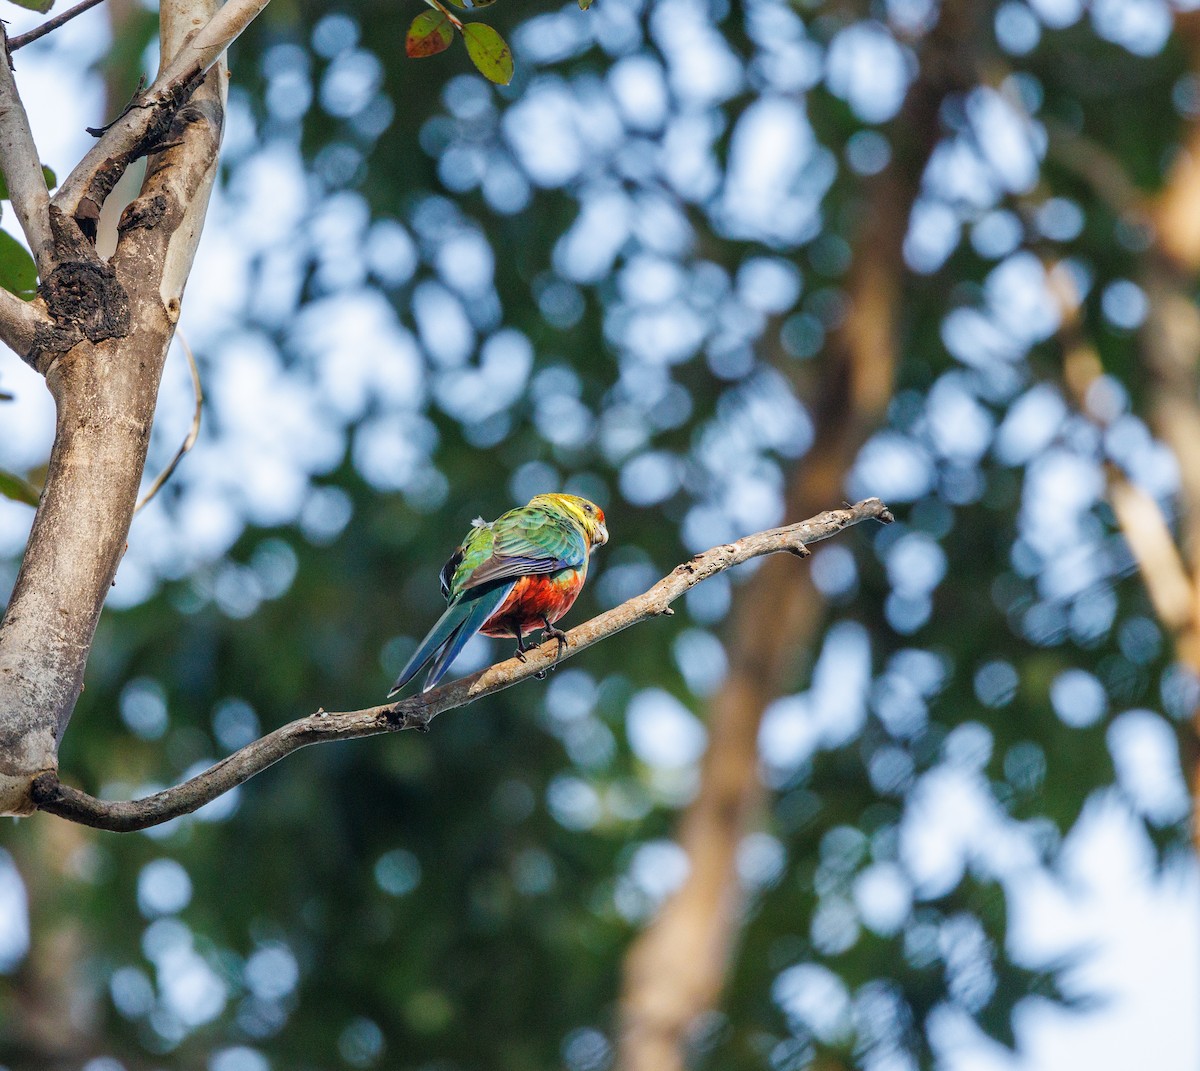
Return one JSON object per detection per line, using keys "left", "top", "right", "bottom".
{"left": 388, "top": 493, "right": 609, "bottom": 695}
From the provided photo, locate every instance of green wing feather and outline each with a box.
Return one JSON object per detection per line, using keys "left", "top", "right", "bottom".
{"left": 389, "top": 502, "right": 589, "bottom": 697}
{"left": 451, "top": 504, "right": 587, "bottom": 593}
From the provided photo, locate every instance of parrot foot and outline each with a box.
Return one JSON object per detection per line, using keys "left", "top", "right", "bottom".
{"left": 514, "top": 628, "right": 530, "bottom": 663}
{"left": 540, "top": 617, "right": 568, "bottom": 662}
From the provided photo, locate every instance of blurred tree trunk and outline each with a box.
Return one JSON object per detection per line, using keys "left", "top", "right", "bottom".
{"left": 5, "top": 822, "right": 100, "bottom": 1069}
{"left": 1141, "top": 11, "right": 1200, "bottom": 852}
{"left": 1042, "top": 8, "right": 1200, "bottom": 853}
{"left": 614, "top": 9, "right": 977, "bottom": 1068}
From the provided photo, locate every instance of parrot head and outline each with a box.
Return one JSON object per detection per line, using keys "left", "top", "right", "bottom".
{"left": 530, "top": 493, "right": 608, "bottom": 549}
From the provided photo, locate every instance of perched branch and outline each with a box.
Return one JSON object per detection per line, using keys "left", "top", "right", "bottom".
{"left": 0, "top": 288, "right": 51, "bottom": 362}
{"left": 0, "top": 29, "right": 55, "bottom": 275}
{"left": 30, "top": 499, "right": 893, "bottom": 832}
{"left": 9, "top": 0, "right": 109, "bottom": 52}
{"left": 134, "top": 329, "right": 202, "bottom": 514}
{"left": 55, "top": 0, "right": 270, "bottom": 224}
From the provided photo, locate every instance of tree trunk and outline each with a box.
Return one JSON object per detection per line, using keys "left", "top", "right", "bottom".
{"left": 0, "top": 0, "right": 226, "bottom": 815}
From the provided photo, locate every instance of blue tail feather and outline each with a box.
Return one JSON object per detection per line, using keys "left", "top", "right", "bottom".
{"left": 388, "top": 582, "right": 514, "bottom": 697}
{"left": 421, "top": 584, "right": 512, "bottom": 692}
{"left": 388, "top": 601, "right": 470, "bottom": 697}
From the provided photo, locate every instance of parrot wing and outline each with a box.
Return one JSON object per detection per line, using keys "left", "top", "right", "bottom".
{"left": 388, "top": 581, "right": 516, "bottom": 696}
{"left": 390, "top": 503, "right": 590, "bottom": 697}
{"left": 456, "top": 505, "right": 587, "bottom": 592}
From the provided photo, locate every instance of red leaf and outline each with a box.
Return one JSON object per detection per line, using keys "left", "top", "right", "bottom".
{"left": 406, "top": 10, "right": 454, "bottom": 59}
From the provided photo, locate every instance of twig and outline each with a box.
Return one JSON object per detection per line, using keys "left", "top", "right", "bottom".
{"left": 84, "top": 75, "right": 146, "bottom": 138}
{"left": 9, "top": 0, "right": 109, "bottom": 51}
{"left": 0, "top": 28, "right": 55, "bottom": 276}
{"left": 134, "top": 329, "right": 201, "bottom": 514}
{"left": 30, "top": 498, "right": 894, "bottom": 832}
{"left": 421, "top": 0, "right": 464, "bottom": 31}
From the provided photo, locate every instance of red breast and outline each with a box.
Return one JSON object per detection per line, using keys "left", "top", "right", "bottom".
{"left": 480, "top": 570, "right": 585, "bottom": 638}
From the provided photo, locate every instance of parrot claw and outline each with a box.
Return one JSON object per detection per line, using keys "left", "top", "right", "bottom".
{"left": 514, "top": 627, "right": 531, "bottom": 663}
{"left": 540, "top": 617, "right": 568, "bottom": 662}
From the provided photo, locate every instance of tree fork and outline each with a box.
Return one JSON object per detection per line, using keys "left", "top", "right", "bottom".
{"left": 0, "top": 0, "right": 231, "bottom": 816}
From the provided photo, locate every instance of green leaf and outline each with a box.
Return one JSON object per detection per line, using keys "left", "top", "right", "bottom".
{"left": 462, "top": 22, "right": 512, "bottom": 86}
{"left": 0, "top": 469, "right": 39, "bottom": 507}
{"left": 0, "top": 230, "right": 37, "bottom": 300}
{"left": 406, "top": 10, "right": 454, "bottom": 58}
{"left": 578, "top": 0, "right": 595, "bottom": 8}
{"left": 4, "top": 0, "right": 53, "bottom": 13}
{"left": 0, "top": 166, "right": 59, "bottom": 200}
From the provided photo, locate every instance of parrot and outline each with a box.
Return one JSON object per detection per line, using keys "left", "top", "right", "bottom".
{"left": 388, "top": 493, "right": 609, "bottom": 695}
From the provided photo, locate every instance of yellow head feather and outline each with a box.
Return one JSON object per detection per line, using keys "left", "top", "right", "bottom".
{"left": 529, "top": 493, "right": 609, "bottom": 548}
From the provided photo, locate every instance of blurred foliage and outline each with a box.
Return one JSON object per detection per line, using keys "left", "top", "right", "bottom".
{"left": 0, "top": 232, "right": 38, "bottom": 302}
{"left": 0, "top": 469, "right": 38, "bottom": 506}
{"left": 0, "top": 166, "right": 55, "bottom": 301}
{"left": 0, "top": 0, "right": 1197, "bottom": 1068}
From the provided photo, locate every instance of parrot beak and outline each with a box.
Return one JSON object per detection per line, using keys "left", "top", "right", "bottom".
{"left": 594, "top": 522, "right": 608, "bottom": 547}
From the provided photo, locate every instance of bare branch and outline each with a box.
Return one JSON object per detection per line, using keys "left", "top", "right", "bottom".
{"left": 30, "top": 498, "right": 893, "bottom": 832}
{"left": 55, "top": 0, "right": 270, "bottom": 224}
{"left": 134, "top": 329, "right": 202, "bottom": 514}
{"left": 0, "top": 288, "right": 51, "bottom": 362}
{"left": 0, "top": 30, "right": 54, "bottom": 275}
{"left": 9, "top": 0, "right": 109, "bottom": 52}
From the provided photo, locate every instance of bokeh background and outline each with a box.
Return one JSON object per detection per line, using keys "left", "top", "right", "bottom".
{"left": 1, "top": 0, "right": 1199, "bottom": 1067}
